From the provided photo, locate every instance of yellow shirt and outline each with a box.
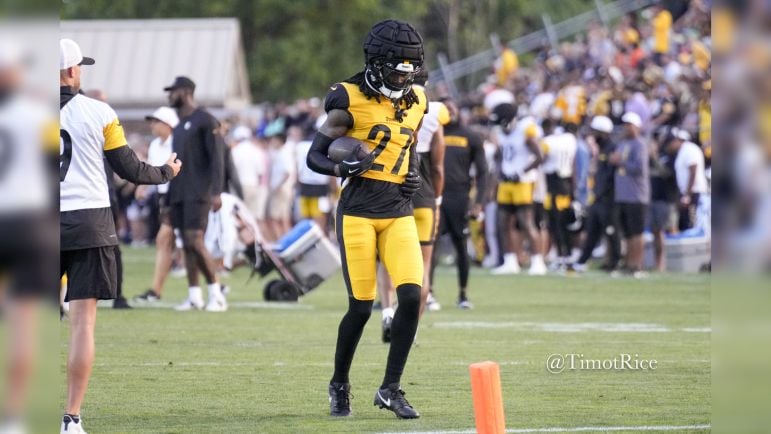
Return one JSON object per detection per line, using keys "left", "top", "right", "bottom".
{"left": 692, "top": 40, "right": 710, "bottom": 71}
{"left": 324, "top": 82, "right": 427, "bottom": 184}
{"left": 652, "top": 10, "right": 672, "bottom": 54}
{"left": 495, "top": 48, "right": 519, "bottom": 86}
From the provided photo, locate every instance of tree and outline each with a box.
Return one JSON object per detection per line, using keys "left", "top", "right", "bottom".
{"left": 61, "top": 0, "right": 597, "bottom": 101}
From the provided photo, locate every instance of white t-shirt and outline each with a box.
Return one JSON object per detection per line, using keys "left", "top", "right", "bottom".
{"left": 269, "top": 142, "right": 296, "bottom": 190}
{"left": 60, "top": 93, "right": 126, "bottom": 212}
{"left": 231, "top": 139, "right": 267, "bottom": 189}
{"left": 497, "top": 116, "right": 543, "bottom": 182}
{"left": 147, "top": 135, "right": 173, "bottom": 194}
{"left": 674, "top": 141, "right": 708, "bottom": 195}
{"left": 295, "top": 140, "right": 329, "bottom": 186}
{"left": 416, "top": 101, "right": 450, "bottom": 153}
{"left": 0, "top": 94, "right": 52, "bottom": 214}
{"left": 541, "top": 132, "right": 577, "bottom": 178}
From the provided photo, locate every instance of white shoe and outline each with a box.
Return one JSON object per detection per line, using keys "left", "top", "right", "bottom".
{"left": 491, "top": 261, "right": 521, "bottom": 275}
{"left": 571, "top": 263, "right": 587, "bottom": 273}
{"left": 457, "top": 299, "right": 474, "bottom": 309}
{"left": 170, "top": 267, "right": 187, "bottom": 278}
{"left": 482, "top": 255, "right": 498, "bottom": 269}
{"left": 205, "top": 296, "right": 228, "bottom": 312}
{"left": 528, "top": 261, "right": 548, "bottom": 276}
{"left": 426, "top": 293, "right": 441, "bottom": 311}
{"left": 0, "top": 418, "right": 27, "bottom": 434}
{"left": 174, "top": 297, "right": 204, "bottom": 311}
{"left": 60, "top": 415, "right": 86, "bottom": 434}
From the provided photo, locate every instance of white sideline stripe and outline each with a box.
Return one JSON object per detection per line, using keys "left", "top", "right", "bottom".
{"left": 432, "top": 321, "right": 711, "bottom": 333}
{"left": 382, "top": 424, "right": 710, "bottom": 433}
{"left": 109, "top": 301, "right": 313, "bottom": 310}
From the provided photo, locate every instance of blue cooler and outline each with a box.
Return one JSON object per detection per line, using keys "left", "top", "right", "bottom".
{"left": 273, "top": 220, "right": 341, "bottom": 291}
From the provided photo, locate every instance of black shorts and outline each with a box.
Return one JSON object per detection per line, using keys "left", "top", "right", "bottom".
{"left": 616, "top": 202, "right": 647, "bottom": 237}
{"left": 60, "top": 246, "right": 118, "bottom": 301}
{"left": 170, "top": 200, "right": 210, "bottom": 230}
{"left": 0, "top": 214, "right": 57, "bottom": 300}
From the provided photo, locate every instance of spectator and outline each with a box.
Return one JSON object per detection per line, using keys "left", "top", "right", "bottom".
{"left": 230, "top": 125, "right": 269, "bottom": 233}
{"left": 294, "top": 128, "right": 333, "bottom": 231}
{"left": 134, "top": 106, "right": 180, "bottom": 303}
{"left": 610, "top": 112, "right": 650, "bottom": 277}
{"left": 650, "top": 3, "right": 673, "bottom": 65}
{"left": 574, "top": 116, "right": 621, "bottom": 272}
{"left": 648, "top": 128, "right": 679, "bottom": 271}
{"left": 666, "top": 128, "right": 708, "bottom": 231}
{"left": 266, "top": 132, "right": 295, "bottom": 240}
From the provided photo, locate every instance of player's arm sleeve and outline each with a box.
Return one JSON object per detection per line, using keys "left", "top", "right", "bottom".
{"left": 471, "top": 133, "right": 488, "bottom": 204}
{"left": 206, "top": 118, "right": 225, "bottom": 196}
{"left": 308, "top": 85, "right": 353, "bottom": 176}
{"left": 103, "top": 117, "right": 172, "bottom": 184}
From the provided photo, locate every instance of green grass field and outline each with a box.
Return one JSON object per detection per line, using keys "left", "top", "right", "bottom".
{"left": 69, "top": 246, "right": 710, "bottom": 433}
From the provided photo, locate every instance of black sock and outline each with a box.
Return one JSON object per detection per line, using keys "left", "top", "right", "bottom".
{"left": 331, "top": 298, "right": 373, "bottom": 384}
{"left": 382, "top": 284, "right": 421, "bottom": 388}
{"left": 459, "top": 289, "right": 467, "bottom": 301}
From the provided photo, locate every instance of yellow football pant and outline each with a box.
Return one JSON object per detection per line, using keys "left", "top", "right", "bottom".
{"left": 336, "top": 214, "right": 423, "bottom": 301}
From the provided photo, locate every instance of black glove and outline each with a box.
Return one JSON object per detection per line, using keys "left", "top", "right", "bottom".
{"left": 400, "top": 171, "right": 421, "bottom": 197}
{"left": 336, "top": 149, "right": 375, "bottom": 178}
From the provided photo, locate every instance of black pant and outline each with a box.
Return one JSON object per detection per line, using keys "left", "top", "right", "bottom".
{"left": 432, "top": 192, "right": 470, "bottom": 291}
{"left": 578, "top": 199, "right": 620, "bottom": 267}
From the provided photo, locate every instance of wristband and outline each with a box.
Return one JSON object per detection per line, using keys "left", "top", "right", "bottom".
{"left": 435, "top": 196, "right": 443, "bottom": 206}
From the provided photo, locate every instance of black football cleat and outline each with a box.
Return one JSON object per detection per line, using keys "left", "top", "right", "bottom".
{"left": 328, "top": 382, "right": 352, "bottom": 417}
{"left": 112, "top": 296, "right": 132, "bottom": 309}
{"left": 373, "top": 384, "right": 420, "bottom": 419}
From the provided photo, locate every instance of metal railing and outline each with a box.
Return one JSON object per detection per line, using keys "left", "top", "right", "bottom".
{"left": 430, "top": 0, "right": 655, "bottom": 94}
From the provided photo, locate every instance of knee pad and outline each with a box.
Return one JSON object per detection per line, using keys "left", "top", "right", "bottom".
{"left": 396, "top": 283, "right": 421, "bottom": 309}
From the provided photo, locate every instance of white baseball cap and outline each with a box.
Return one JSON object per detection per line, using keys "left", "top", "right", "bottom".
{"left": 590, "top": 115, "right": 614, "bottom": 134}
{"left": 621, "top": 112, "right": 643, "bottom": 129}
{"left": 671, "top": 127, "right": 691, "bottom": 141}
{"left": 60, "top": 38, "right": 95, "bottom": 70}
{"left": 232, "top": 125, "right": 253, "bottom": 141}
{"left": 145, "top": 106, "right": 179, "bottom": 128}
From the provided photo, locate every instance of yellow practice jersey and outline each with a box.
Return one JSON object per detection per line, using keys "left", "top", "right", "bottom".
{"left": 555, "top": 85, "right": 587, "bottom": 126}
{"left": 325, "top": 82, "right": 427, "bottom": 184}
{"left": 324, "top": 81, "right": 428, "bottom": 218}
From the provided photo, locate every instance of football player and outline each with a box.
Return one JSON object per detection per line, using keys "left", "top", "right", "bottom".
{"left": 490, "top": 103, "right": 547, "bottom": 275}
{"left": 307, "top": 20, "right": 427, "bottom": 419}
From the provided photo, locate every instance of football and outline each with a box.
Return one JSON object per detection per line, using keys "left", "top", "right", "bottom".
{"left": 327, "top": 136, "right": 369, "bottom": 163}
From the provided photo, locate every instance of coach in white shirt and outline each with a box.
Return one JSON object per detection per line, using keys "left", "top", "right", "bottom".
{"left": 666, "top": 128, "right": 708, "bottom": 231}
{"left": 59, "top": 39, "right": 180, "bottom": 434}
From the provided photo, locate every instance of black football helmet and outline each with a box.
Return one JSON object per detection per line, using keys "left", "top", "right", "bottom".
{"left": 363, "top": 19, "right": 424, "bottom": 100}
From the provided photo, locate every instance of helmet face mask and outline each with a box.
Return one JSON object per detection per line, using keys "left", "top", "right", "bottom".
{"left": 366, "top": 58, "right": 421, "bottom": 99}
{"left": 363, "top": 20, "right": 424, "bottom": 100}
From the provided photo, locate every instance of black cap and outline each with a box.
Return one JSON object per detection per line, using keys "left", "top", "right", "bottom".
{"left": 164, "top": 76, "right": 196, "bottom": 92}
